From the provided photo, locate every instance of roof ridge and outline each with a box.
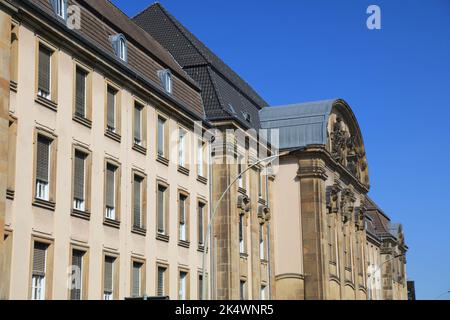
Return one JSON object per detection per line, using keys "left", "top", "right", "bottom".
{"left": 144, "top": 2, "right": 268, "bottom": 109}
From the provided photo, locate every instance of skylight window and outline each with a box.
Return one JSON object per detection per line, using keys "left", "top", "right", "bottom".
{"left": 228, "top": 103, "right": 236, "bottom": 114}
{"left": 242, "top": 112, "right": 251, "bottom": 123}
{"left": 158, "top": 69, "right": 172, "bottom": 94}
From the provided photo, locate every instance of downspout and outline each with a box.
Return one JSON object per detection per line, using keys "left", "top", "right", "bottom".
{"left": 208, "top": 140, "right": 214, "bottom": 299}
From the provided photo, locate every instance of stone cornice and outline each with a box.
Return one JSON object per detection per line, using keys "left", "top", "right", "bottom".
{"left": 292, "top": 145, "right": 370, "bottom": 193}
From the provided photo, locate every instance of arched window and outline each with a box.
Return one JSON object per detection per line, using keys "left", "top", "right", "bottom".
{"left": 110, "top": 34, "right": 128, "bottom": 62}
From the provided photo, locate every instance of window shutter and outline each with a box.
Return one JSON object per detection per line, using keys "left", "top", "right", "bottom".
{"left": 104, "top": 256, "right": 114, "bottom": 293}
{"left": 36, "top": 135, "right": 51, "bottom": 183}
{"left": 133, "top": 176, "right": 141, "bottom": 228}
{"left": 75, "top": 68, "right": 86, "bottom": 117}
{"left": 74, "top": 151, "right": 85, "bottom": 201}
{"left": 157, "top": 267, "right": 164, "bottom": 296}
{"left": 107, "top": 87, "right": 116, "bottom": 129}
{"left": 157, "top": 186, "right": 165, "bottom": 233}
{"left": 179, "top": 196, "right": 185, "bottom": 225}
{"left": 132, "top": 262, "right": 141, "bottom": 297}
{"left": 106, "top": 164, "right": 115, "bottom": 208}
{"left": 198, "top": 204, "right": 203, "bottom": 245}
{"left": 134, "top": 105, "right": 141, "bottom": 141}
{"left": 38, "top": 46, "right": 51, "bottom": 94}
{"left": 33, "top": 242, "right": 47, "bottom": 277}
{"left": 71, "top": 250, "right": 83, "bottom": 300}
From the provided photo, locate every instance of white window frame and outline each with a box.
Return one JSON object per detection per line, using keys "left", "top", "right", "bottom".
{"left": 36, "top": 180, "right": 50, "bottom": 201}
{"left": 239, "top": 215, "right": 245, "bottom": 254}
{"left": 55, "top": 0, "right": 67, "bottom": 19}
{"left": 259, "top": 224, "right": 265, "bottom": 260}
{"left": 178, "top": 128, "right": 186, "bottom": 167}
{"left": 179, "top": 196, "right": 187, "bottom": 241}
{"left": 179, "top": 272, "right": 187, "bottom": 300}
{"left": 197, "top": 140, "right": 204, "bottom": 177}
{"left": 31, "top": 275, "right": 46, "bottom": 300}
{"left": 260, "top": 285, "right": 267, "bottom": 300}
{"left": 118, "top": 38, "right": 126, "bottom": 62}
{"left": 157, "top": 117, "right": 166, "bottom": 157}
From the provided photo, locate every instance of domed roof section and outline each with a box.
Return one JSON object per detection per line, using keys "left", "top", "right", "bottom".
{"left": 259, "top": 99, "right": 336, "bottom": 149}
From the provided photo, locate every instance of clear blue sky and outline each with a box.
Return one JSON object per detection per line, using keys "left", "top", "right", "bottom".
{"left": 112, "top": 0, "right": 450, "bottom": 299}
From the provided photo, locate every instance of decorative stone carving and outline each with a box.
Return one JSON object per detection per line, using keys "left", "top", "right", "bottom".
{"left": 298, "top": 161, "right": 328, "bottom": 180}
{"left": 237, "top": 194, "right": 251, "bottom": 213}
{"left": 331, "top": 117, "right": 347, "bottom": 164}
{"left": 340, "top": 188, "right": 355, "bottom": 224}
{"left": 355, "top": 206, "right": 366, "bottom": 231}
{"left": 326, "top": 184, "right": 341, "bottom": 215}
{"left": 257, "top": 205, "right": 271, "bottom": 223}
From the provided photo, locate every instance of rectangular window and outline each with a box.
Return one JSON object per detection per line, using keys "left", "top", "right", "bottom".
{"left": 103, "top": 256, "right": 116, "bottom": 300}
{"left": 73, "top": 150, "right": 87, "bottom": 211}
{"left": 157, "top": 116, "right": 166, "bottom": 158}
{"left": 157, "top": 266, "right": 167, "bottom": 296}
{"left": 178, "top": 271, "right": 188, "bottom": 300}
{"left": 198, "top": 202, "right": 205, "bottom": 247}
{"left": 70, "top": 249, "right": 85, "bottom": 300}
{"left": 133, "top": 174, "right": 144, "bottom": 230}
{"left": 259, "top": 224, "right": 265, "bottom": 260}
{"left": 198, "top": 274, "right": 203, "bottom": 300}
{"left": 31, "top": 242, "right": 48, "bottom": 300}
{"left": 134, "top": 102, "right": 144, "bottom": 146}
{"left": 239, "top": 280, "right": 246, "bottom": 300}
{"left": 179, "top": 194, "right": 188, "bottom": 242}
{"left": 258, "top": 169, "right": 264, "bottom": 199}
{"left": 38, "top": 44, "right": 52, "bottom": 100}
{"left": 239, "top": 215, "right": 245, "bottom": 254}
{"left": 7, "top": 118, "right": 17, "bottom": 198}
{"left": 55, "top": 0, "right": 67, "bottom": 19}
{"left": 105, "top": 163, "right": 118, "bottom": 220}
{"left": 10, "top": 23, "right": 19, "bottom": 87}
{"left": 197, "top": 140, "right": 205, "bottom": 177}
{"left": 260, "top": 285, "right": 267, "bottom": 300}
{"left": 178, "top": 128, "right": 186, "bottom": 167}
{"left": 75, "top": 66, "right": 87, "bottom": 118}
{"left": 132, "top": 261, "right": 143, "bottom": 297}
{"left": 36, "top": 135, "right": 51, "bottom": 201}
{"left": 238, "top": 158, "right": 244, "bottom": 189}
{"left": 157, "top": 184, "right": 168, "bottom": 235}
{"left": 106, "top": 86, "right": 117, "bottom": 133}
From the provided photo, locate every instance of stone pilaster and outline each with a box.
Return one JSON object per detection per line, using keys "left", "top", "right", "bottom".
{"left": 0, "top": 9, "right": 11, "bottom": 300}
{"left": 297, "top": 158, "right": 328, "bottom": 300}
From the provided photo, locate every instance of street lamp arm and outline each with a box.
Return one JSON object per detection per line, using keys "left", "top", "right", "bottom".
{"left": 201, "top": 150, "right": 292, "bottom": 300}
{"left": 367, "top": 253, "right": 405, "bottom": 278}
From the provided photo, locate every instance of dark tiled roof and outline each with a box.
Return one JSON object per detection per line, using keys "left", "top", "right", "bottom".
{"left": 365, "top": 197, "right": 396, "bottom": 239}
{"left": 24, "top": 0, "right": 205, "bottom": 119}
{"left": 133, "top": 3, "right": 268, "bottom": 128}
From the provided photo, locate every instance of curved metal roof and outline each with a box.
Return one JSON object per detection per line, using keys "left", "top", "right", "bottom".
{"left": 259, "top": 99, "right": 337, "bottom": 150}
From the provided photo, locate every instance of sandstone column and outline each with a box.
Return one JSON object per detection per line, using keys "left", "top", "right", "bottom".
{"left": 0, "top": 8, "right": 11, "bottom": 300}
{"left": 298, "top": 157, "right": 328, "bottom": 300}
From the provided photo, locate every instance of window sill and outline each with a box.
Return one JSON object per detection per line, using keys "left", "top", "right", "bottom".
{"left": 103, "top": 218, "right": 121, "bottom": 229}
{"left": 6, "top": 189, "right": 14, "bottom": 200}
{"left": 105, "top": 130, "right": 121, "bottom": 143}
{"left": 35, "top": 96, "right": 57, "bottom": 112}
{"left": 71, "top": 209, "right": 91, "bottom": 221}
{"left": 240, "top": 252, "right": 248, "bottom": 259}
{"left": 329, "top": 261, "right": 337, "bottom": 266}
{"left": 32, "top": 198, "right": 56, "bottom": 211}
{"left": 197, "top": 176, "right": 207, "bottom": 185}
{"left": 73, "top": 115, "right": 92, "bottom": 129}
{"left": 238, "top": 187, "right": 247, "bottom": 195}
{"left": 260, "top": 259, "right": 268, "bottom": 265}
{"left": 197, "top": 245, "right": 205, "bottom": 253}
{"left": 10, "top": 80, "right": 18, "bottom": 92}
{"left": 132, "top": 143, "right": 147, "bottom": 155}
{"left": 156, "top": 155, "right": 169, "bottom": 166}
{"left": 132, "top": 226, "right": 147, "bottom": 236}
{"left": 177, "top": 166, "right": 190, "bottom": 176}
{"left": 156, "top": 233, "right": 170, "bottom": 242}
{"left": 178, "top": 240, "right": 190, "bottom": 248}
{"left": 258, "top": 198, "right": 267, "bottom": 205}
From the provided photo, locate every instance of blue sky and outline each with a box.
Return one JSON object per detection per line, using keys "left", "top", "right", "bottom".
{"left": 112, "top": 0, "right": 450, "bottom": 299}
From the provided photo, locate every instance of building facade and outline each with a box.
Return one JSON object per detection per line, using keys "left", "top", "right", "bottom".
{"left": 0, "top": 0, "right": 408, "bottom": 300}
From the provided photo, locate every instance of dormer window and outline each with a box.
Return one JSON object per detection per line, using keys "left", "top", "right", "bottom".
{"left": 158, "top": 69, "right": 172, "bottom": 94}
{"left": 110, "top": 34, "right": 128, "bottom": 62}
{"left": 242, "top": 112, "right": 251, "bottom": 123}
{"left": 50, "top": 0, "right": 68, "bottom": 20}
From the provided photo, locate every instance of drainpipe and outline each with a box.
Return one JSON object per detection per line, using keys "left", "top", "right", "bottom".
{"left": 265, "top": 170, "right": 272, "bottom": 300}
